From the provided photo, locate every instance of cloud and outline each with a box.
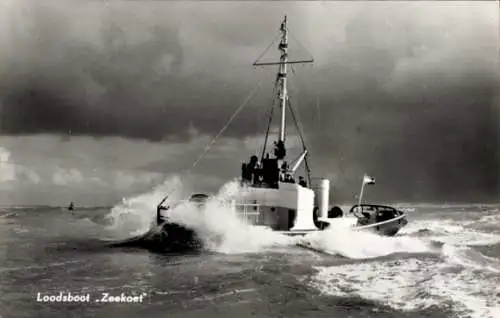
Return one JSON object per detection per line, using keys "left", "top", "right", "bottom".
{"left": 52, "top": 167, "right": 84, "bottom": 186}
{"left": 113, "top": 170, "right": 163, "bottom": 190}
{"left": 0, "top": 147, "right": 16, "bottom": 182}
{"left": 17, "top": 166, "right": 41, "bottom": 184}
{"left": 0, "top": 1, "right": 494, "bottom": 142}
{"left": 0, "top": 146, "right": 42, "bottom": 184}
{"left": 0, "top": 1, "right": 497, "bottom": 202}
{"left": 48, "top": 165, "right": 165, "bottom": 190}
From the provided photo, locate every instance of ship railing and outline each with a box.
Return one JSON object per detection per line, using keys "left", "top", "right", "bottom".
{"left": 232, "top": 201, "right": 261, "bottom": 225}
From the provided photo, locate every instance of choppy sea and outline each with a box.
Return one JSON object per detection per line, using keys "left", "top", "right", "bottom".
{"left": 1, "top": 181, "right": 499, "bottom": 318}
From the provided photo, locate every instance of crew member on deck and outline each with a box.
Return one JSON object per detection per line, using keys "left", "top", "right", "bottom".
{"left": 298, "top": 176, "right": 307, "bottom": 187}
{"left": 284, "top": 174, "right": 295, "bottom": 183}
{"left": 247, "top": 155, "right": 259, "bottom": 183}
{"left": 241, "top": 163, "right": 249, "bottom": 183}
{"left": 281, "top": 162, "right": 288, "bottom": 171}
{"left": 156, "top": 205, "right": 165, "bottom": 225}
{"left": 274, "top": 140, "right": 286, "bottom": 159}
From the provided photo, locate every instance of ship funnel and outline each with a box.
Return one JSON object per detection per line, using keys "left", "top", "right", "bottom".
{"left": 311, "top": 178, "right": 330, "bottom": 219}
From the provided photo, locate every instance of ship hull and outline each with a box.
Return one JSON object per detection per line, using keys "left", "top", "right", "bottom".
{"left": 155, "top": 213, "right": 407, "bottom": 246}
{"left": 272, "top": 215, "right": 407, "bottom": 237}
{"left": 154, "top": 222, "right": 202, "bottom": 251}
{"left": 108, "top": 222, "right": 203, "bottom": 253}
{"left": 151, "top": 197, "right": 408, "bottom": 253}
{"left": 376, "top": 217, "right": 407, "bottom": 236}
{"left": 352, "top": 214, "right": 408, "bottom": 237}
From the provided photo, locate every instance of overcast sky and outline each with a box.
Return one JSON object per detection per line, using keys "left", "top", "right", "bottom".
{"left": 0, "top": 0, "right": 498, "bottom": 206}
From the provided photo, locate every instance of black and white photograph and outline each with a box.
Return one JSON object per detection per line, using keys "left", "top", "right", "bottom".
{"left": 0, "top": 0, "right": 498, "bottom": 317}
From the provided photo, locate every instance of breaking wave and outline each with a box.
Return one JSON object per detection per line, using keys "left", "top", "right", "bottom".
{"left": 149, "top": 180, "right": 295, "bottom": 253}
{"left": 102, "top": 177, "right": 500, "bottom": 317}
{"left": 307, "top": 207, "right": 500, "bottom": 318}
{"left": 104, "top": 178, "right": 436, "bottom": 259}
{"left": 309, "top": 255, "right": 500, "bottom": 318}
{"left": 103, "top": 175, "right": 188, "bottom": 240}
{"left": 298, "top": 223, "right": 435, "bottom": 259}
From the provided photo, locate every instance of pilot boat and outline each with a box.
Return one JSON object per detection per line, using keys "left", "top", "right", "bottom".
{"left": 154, "top": 16, "right": 408, "bottom": 248}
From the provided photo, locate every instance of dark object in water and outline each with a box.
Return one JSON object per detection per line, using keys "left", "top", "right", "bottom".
{"left": 110, "top": 193, "right": 208, "bottom": 252}
{"left": 350, "top": 204, "right": 408, "bottom": 237}
{"left": 107, "top": 225, "right": 203, "bottom": 253}
{"left": 68, "top": 202, "right": 74, "bottom": 211}
{"left": 151, "top": 193, "right": 208, "bottom": 251}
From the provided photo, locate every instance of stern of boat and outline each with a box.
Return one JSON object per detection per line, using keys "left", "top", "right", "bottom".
{"left": 350, "top": 204, "right": 408, "bottom": 236}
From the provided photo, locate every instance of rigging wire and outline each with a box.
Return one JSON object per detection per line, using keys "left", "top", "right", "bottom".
{"left": 186, "top": 78, "right": 264, "bottom": 175}
{"left": 287, "top": 97, "right": 312, "bottom": 186}
{"left": 289, "top": 32, "right": 315, "bottom": 63}
{"left": 286, "top": 66, "right": 312, "bottom": 185}
{"left": 253, "top": 33, "right": 282, "bottom": 66}
{"left": 158, "top": 27, "right": 314, "bottom": 205}
{"left": 287, "top": 65, "right": 313, "bottom": 184}
{"left": 287, "top": 66, "right": 302, "bottom": 154}
{"left": 260, "top": 97, "right": 276, "bottom": 162}
{"left": 259, "top": 77, "right": 280, "bottom": 162}
{"left": 158, "top": 78, "right": 265, "bottom": 204}
{"left": 253, "top": 74, "right": 276, "bottom": 158}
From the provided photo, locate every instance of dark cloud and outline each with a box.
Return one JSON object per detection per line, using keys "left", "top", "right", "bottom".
{"left": 296, "top": 6, "right": 499, "bottom": 202}
{"left": 0, "top": 1, "right": 498, "bottom": 202}
{"left": 0, "top": 1, "right": 292, "bottom": 141}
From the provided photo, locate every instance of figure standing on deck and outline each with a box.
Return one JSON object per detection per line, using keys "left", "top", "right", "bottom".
{"left": 274, "top": 140, "right": 286, "bottom": 160}
{"left": 241, "top": 155, "right": 261, "bottom": 184}
{"left": 298, "top": 176, "right": 307, "bottom": 187}
{"left": 283, "top": 174, "right": 295, "bottom": 183}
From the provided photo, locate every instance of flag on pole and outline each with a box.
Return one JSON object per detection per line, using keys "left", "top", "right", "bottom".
{"left": 363, "top": 174, "right": 375, "bottom": 185}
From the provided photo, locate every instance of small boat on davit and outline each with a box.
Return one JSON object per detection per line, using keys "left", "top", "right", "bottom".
{"left": 154, "top": 16, "right": 408, "bottom": 248}
{"left": 350, "top": 204, "right": 408, "bottom": 236}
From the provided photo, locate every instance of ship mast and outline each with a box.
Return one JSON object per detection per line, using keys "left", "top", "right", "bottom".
{"left": 278, "top": 16, "right": 289, "bottom": 143}
{"left": 253, "top": 15, "right": 314, "bottom": 180}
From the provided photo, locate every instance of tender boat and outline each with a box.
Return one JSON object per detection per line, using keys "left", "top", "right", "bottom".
{"left": 350, "top": 204, "right": 408, "bottom": 236}
{"left": 154, "top": 16, "right": 408, "bottom": 246}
